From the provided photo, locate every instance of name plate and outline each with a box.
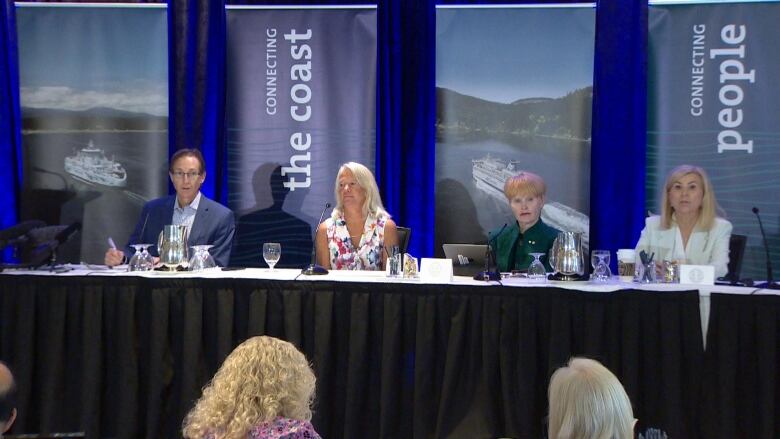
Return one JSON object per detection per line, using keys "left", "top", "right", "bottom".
{"left": 419, "top": 258, "right": 453, "bottom": 283}
{"left": 679, "top": 264, "right": 715, "bottom": 285}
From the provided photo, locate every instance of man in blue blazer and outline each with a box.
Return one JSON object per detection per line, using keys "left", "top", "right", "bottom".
{"left": 103, "top": 148, "right": 235, "bottom": 267}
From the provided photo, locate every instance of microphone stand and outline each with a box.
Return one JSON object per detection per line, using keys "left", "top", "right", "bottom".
{"left": 752, "top": 207, "right": 780, "bottom": 289}
{"left": 301, "top": 203, "right": 331, "bottom": 276}
{"left": 474, "top": 223, "right": 507, "bottom": 281}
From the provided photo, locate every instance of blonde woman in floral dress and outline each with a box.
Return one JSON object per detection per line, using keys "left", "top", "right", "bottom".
{"left": 315, "top": 162, "right": 398, "bottom": 270}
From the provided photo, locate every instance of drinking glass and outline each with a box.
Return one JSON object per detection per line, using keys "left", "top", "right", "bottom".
{"left": 591, "top": 249, "right": 612, "bottom": 282}
{"left": 263, "top": 243, "right": 281, "bottom": 271}
{"left": 189, "top": 245, "right": 216, "bottom": 271}
{"left": 527, "top": 253, "right": 547, "bottom": 282}
{"left": 128, "top": 244, "right": 154, "bottom": 272}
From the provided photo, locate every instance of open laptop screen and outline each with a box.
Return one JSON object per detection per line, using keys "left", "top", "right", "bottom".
{"left": 442, "top": 244, "right": 488, "bottom": 267}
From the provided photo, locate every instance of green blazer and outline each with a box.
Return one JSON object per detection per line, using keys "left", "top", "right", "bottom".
{"left": 492, "top": 219, "right": 560, "bottom": 272}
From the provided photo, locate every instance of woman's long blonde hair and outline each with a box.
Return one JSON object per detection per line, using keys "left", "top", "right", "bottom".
{"left": 332, "top": 162, "right": 389, "bottom": 220}
{"left": 548, "top": 357, "right": 635, "bottom": 439}
{"left": 660, "top": 164, "right": 722, "bottom": 230}
{"left": 182, "top": 336, "right": 316, "bottom": 439}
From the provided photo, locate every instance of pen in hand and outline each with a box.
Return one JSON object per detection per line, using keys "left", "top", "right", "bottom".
{"left": 107, "top": 237, "right": 118, "bottom": 268}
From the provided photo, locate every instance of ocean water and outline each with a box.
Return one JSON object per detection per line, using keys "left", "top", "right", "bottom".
{"left": 435, "top": 132, "right": 591, "bottom": 255}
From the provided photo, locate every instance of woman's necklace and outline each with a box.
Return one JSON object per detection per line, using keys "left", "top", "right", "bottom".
{"left": 346, "top": 216, "right": 365, "bottom": 244}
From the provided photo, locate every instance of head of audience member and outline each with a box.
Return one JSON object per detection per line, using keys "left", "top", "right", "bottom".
{"left": 503, "top": 171, "right": 547, "bottom": 232}
{"left": 660, "top": 164, "right": 720, "bottom": 230}
{"left": 332, "top": 162, "right": 388, "bottom": 220}
{"left": 169, "top": 148, "right": 207, "bottom": 207}
{"left": 182, "top": 336, "right": 316, "bottom": 439}
{"left": 0, "top": 361, "right": 17, "bottom": 436}
{"left": 548, "top": 357, "right": 635, "bottom": 439}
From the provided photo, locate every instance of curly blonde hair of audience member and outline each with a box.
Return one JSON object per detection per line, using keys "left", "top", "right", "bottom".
{"left": 660, "top": 164, "right": 722, "bottom": 230}
{"left": 548, "top": 357, "right": 634, "bottom": 439}
{"left": 503, "top": 171, "right": 547, "bottom": 201}
{"left": 182, "top": 336, "right": 316, "bottom": 439}
{"left": 332, "top": 161, "right": 389, "bottom": 219}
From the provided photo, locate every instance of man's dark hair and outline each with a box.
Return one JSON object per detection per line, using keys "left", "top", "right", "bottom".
{"left": 0, "top": 361, "right": 16, "bottom": 423}
{"left": 169, "top": 148, "right": 206, "bottom": 173}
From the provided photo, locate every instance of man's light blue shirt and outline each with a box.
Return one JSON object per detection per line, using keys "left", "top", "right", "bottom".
{"left": 173, "top": 191, "right": 201, "bottom": 235}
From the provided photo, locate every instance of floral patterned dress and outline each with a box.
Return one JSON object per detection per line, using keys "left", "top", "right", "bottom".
{"left": 203, "top": 417, "right": 320, "bottom": 439}
{"left": 247, "top": 417, "right": 320, "bottom": 439}
{"left": 326, "top": 212, "right": 387, "bottom": 270}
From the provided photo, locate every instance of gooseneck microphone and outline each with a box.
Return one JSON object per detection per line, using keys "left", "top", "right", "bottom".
{"left": 301, "top": 202, "right": 332, "bottom": 276}
{"left": 0, "top": 220, "right": 46, "bottom": 248}
{"left": 752, "top": 207, "right": 780, "bottom": 290}
{"left": 54, "top": 222, "right": 81, "bottom": 245}
{"left": 474, "top": 223, "right": 507, "bottom": 282}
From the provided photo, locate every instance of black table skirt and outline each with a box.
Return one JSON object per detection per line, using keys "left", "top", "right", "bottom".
{"left": 0, "top": 275, "right": 706, "bottom": 438}
{"left": 702, "top": 293, "right": 780, "bottom": 439}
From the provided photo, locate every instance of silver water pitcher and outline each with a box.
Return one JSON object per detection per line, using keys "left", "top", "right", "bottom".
{"left": 158, "top": 224, "right": 189, "bottom": 270}
{"left": 549, "top": 231, "right": 585, "bottom": 280}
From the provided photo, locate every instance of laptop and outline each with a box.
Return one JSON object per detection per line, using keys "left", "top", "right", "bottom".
{"left": 442, "top": 244, "right": 489, "bottom": 276}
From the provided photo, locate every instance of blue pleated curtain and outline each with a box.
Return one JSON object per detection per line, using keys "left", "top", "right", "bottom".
{"left": 1, "top": 0, "right": 22, "bottom": 261}
{"left": 0, "top": 0, "right": 647, "bottom": 261}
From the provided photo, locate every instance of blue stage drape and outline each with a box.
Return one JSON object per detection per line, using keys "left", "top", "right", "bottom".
{"left": 168, "top": 0, "right": 227, "bottom": 200}
{"left": 0, "top": 0, "right": 21, "bottom": 240}
{"left": 1, "top": 0, "right": 648, "bottom": 262}
{"left": 590, "top": 0, "right": 648, "bottom": 261}
{"left": 376, "top": 0, "right": 436, "bottom": 257}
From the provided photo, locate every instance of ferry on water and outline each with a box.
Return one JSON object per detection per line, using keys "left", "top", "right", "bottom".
{"left": 64, "top": 140, "right": 127, "bottom": 188}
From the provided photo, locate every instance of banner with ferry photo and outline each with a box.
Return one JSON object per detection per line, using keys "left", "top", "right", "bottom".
{"left": 648, "top": 1, "right": 780, "bottom": 280}
{"left": 435, "top": 5, "right": 595, "bottom": 254}
{"left": 225, "top": 6, "right": 377, "bottom": 268}
{"left": 16, "top": 4, "right": 169, "bottom": 264}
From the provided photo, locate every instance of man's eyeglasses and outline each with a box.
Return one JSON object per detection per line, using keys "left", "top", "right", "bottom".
{"left": 171, "top": 171, "right": 201, "bottom": 180}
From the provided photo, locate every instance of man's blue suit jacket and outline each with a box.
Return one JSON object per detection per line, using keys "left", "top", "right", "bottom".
{"left": 123, "top": 195, "right": 235, "bottom": 267}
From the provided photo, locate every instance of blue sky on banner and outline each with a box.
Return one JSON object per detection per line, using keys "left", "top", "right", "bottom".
{"left": 436, "top": 6, "right": 595, "bottom": 103}
{"left": 17, "top": 5, "right": 168, "bottom": 116}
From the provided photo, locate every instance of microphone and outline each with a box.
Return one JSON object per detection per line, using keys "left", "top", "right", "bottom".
{"left": 137, "top": 211, "right": 151, "bottom": 256}
{"left": 23, "top": 222, "right": 81, "bottom": 269}
{"left": 752, "top": 207, "right": 780, "bottom": 290}
{"left": 474, "top": 223, "right": 507, "bottom": 281}
{"left": 140, "top": 212, "right": 150, "bottom": 242}
{"left": 0, "top": 222, "right": 80, "bottom": 271}
{"left": 301, "top": 202, "right": 331, "bottom": 275}
{"left": 0, "top": 220, "right": 46, "bottom": 248}
{"left": 54, "top": 222, "right": 81, "bottom": 245}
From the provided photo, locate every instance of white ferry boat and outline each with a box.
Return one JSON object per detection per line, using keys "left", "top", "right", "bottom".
{"left": 472, "top": 154, "right": 522, "bottom": 201}
{"left": 472, "top": 154, "right": 590, "bottom": 249}
{"left": 64, "top": 141, "right": 127, "bottom": 187}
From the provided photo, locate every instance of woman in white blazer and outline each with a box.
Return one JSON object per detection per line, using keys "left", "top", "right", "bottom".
{"left": 635, "top": 165, "right": 732, "bottom": 278}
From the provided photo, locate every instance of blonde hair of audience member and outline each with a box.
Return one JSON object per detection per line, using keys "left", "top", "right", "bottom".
{"left": 182, "top": 336, "right": 316, "bottom": 439}
{"left": 660, "top": 164, "right": 721, "bottom": 231}
{"left": 548, "top": 357, "right": 635, "bottom": 439}
{"left": 331, "top": 161, "right": 389, "bottom": 219}
{"left": 503, "top": 170, "right": 547, "bottom": 200}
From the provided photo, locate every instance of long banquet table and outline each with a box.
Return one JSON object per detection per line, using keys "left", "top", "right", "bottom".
{"left": 0, "top": 267, "right": 778, "bottom": 439}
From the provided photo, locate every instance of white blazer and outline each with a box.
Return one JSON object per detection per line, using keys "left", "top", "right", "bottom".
{"left": 634, "top": 215, "right": 733, "bottom": 278}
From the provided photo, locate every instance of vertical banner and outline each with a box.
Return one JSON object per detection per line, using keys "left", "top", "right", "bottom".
{"left": 17, "top": 4, "right": 169, "bottom": 264}
{"left": 435, "top": 5, "right": 595, "bottom": 255}
{"left": 226, "top": 6, "right": 377, "bottom": 268}
{"left": 648, "top": 1, "right": 780, "bottom": 280}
